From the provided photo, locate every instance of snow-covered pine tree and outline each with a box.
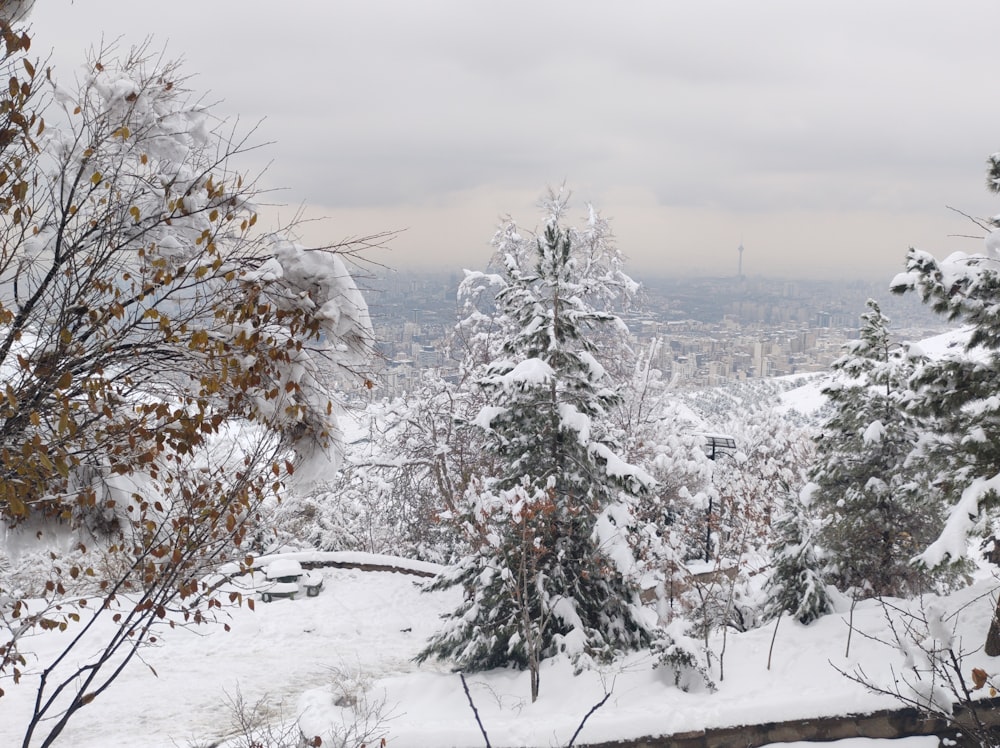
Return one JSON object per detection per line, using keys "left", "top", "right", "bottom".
{"left": 763, "top": 484, "right": 830, "bottom": 625}
{"left": 890, "top": 153, "right": 1000, "bottom": 651}
{"left": 808, "top": 299, "right": 942, "bottom": 598}
{"left": 418, "top": 190, "right": 655, "bottom": 702}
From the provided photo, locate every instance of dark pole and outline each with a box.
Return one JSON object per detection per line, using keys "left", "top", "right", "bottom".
{"left": 706, "top": 441, "right": 717, "bottom": 562}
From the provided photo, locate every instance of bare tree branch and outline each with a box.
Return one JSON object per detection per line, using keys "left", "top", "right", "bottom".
{"left": 460, "top": 673, "right": 492, "bottom": 748}
{"left": 566, "top": 690, "right": 613, "bottom": 748}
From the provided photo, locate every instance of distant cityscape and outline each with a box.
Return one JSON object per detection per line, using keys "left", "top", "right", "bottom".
{"left": 356, "top": 268, "right": 948, "bottom": 396}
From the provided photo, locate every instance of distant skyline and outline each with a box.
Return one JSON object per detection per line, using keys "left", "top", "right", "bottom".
{"left": 24, "top": 1, "right": 1000, "bottom": 280}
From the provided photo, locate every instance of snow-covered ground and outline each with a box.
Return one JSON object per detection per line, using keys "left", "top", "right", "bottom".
{"left": 3, "top": 553, "right": 997, "bottom": 747}
{"left": 777, "top": 375, "right": 826, "bottom": 416}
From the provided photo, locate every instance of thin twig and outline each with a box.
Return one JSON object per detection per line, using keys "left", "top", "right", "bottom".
{"left": 946, "top": 205, "right": 992, "bottom": 234}
{"left": 767, "top": 611, "right": 781, "bottom": 671}
{"left": 460, "top": 673, "right": 491, "bottom": 748}
{"left": 567, "top": 691, "right": 612, "bottom": 748}
{"left": 845, "top": 596, "right": 857, "bottom": 658}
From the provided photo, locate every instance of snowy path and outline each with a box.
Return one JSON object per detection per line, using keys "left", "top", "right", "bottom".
{"left": 2, "top": 566, "right": 457, "bottom": 748}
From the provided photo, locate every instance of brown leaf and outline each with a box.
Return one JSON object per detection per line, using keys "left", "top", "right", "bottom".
{"left": 972, "top": 667, "right": 989, "bottom": 690}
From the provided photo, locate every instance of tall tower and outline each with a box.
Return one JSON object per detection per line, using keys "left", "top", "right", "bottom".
{"left": 737, "top": 242, "right": 744, "bottom": 278}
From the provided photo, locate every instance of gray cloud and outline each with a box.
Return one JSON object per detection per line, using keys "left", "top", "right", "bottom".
{"left": 25, "top": 0, "right": 1000, "bottom": 278}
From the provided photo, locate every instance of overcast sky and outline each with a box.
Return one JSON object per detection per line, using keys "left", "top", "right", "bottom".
{"left": 24, "top": 1, "right": 1000, "bottom": 279}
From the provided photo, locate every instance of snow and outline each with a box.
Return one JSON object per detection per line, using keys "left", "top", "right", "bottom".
{"left": 472, "top": 404, "right": 507, "bottom": 431}
{"left": 914, "top": 326, "right": 977, "bottom": 361}
{"left": 218, "top": 550, "right": 444, "bottom": 578}
{"left": 775, "top": 328, "right": 986, "bottom": 422}
{"left": 591, "top": 441, "right": 656, "bottom": 490}
{"left": 244, "top": 256, "right": 284, "bottom": 283}
{"left": 578, "top": 350, "right": 606, "bottom": 381}
{"left": 500, "top": 357, "right": 555, "bottom": 388}
{"left": 862, "top": 419, "right": 885, "bottom": 446}
{"left": 890, "top": 269, "right": 919, "bottom": 292}
{"left": 925, "top": 604, "right": 954, "bottom": 648}
{"left": 3, "top": 155, "right": 996, "bottom": 748}
{"left": 264, "top": 559, "right": 305, "bottom": 579}
{"left": 799, "top": 481, "right": 819, "bottom": 507}
{"left": 985, "top": 228, "right": 1000, "bottom": 259}
{"left": 776, "top": 376, "right": 827, "bottom": 416}
{"left": 267, "top": 238, "right": 374, "bottom": 366}
{"left": 558, "top": 402, "right": 591, "bottom": 444}
{"left": 918, "top": 472, "right": 1000, "bottom": 567}
{"left": 5, "top": 552, "right": 999, "bottom": 747}
{"left": 593, "top": 503, "right": 642, "bottom": 578}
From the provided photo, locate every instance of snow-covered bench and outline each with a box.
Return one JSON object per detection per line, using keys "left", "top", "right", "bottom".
{"left": 259, "top": 559, "right": 323, "bottom": 603}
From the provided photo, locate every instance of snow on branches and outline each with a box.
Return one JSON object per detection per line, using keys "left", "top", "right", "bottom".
{"left": 421, "top": 190, "right": 653, "bottom": 702}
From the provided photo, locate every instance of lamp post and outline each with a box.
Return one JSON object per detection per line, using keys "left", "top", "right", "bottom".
{"left": 704, "top": 434, "right": 737, "bottom": 563}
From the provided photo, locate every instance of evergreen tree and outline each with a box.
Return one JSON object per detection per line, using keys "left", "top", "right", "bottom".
{"left": 809, "top": 300, "right": 942, "bottom": 598}
{"left": 891, "top": 154, "right": 1000, "bottom": 651}
{"left": 418, "top": 191, "right": 654, "bottom": 701}
{"left": 764, "top": 485, "right": 830, "bottom": 625}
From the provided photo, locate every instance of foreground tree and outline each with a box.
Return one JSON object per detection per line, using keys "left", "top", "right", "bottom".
{"left": 419, "top": 191, "right": 655, "bottom": 702}
{"left": 0, "top": 30, "right": 374, "bottom": 747}
{"left": 890, "top": 153, "right": 1000, "bottom": 653}
{"left": 809, "top": 300, "right": 943, "bottom": 598}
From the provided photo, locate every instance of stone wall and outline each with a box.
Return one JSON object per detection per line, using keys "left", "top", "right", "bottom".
{"left": 579, "top": 696, "right": 1000, "bottom": 748}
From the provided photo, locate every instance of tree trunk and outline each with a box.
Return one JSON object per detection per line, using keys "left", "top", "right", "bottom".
{"left": 985, "top": 595, "right": 1000, "bottom": 657}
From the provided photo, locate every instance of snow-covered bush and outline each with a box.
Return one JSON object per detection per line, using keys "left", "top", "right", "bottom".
{"left": 651, "top": 620, "right": 716, "bottom": 693}
{"left": 269, "top": 372, "right": 494, "bottom": 563}
{"left": 296, "top": 662, "right": 394, "bottom": 748}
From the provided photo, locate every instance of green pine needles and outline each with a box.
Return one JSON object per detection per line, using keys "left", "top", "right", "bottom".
{"left": 418, "top": 190, "right": 654, "bottom": 701}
